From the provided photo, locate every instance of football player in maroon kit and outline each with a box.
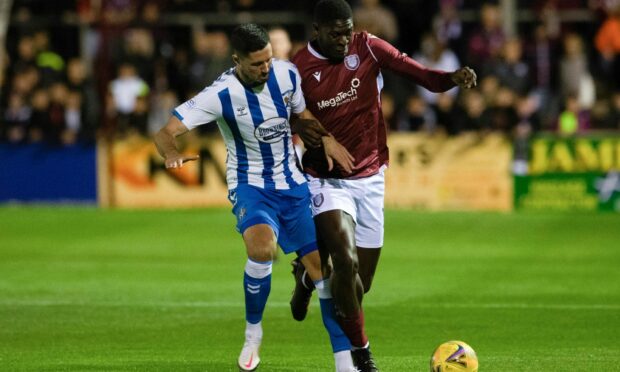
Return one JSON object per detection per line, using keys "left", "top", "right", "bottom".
{"left": 288, "top": 1, "right": 477, "bottom": 371}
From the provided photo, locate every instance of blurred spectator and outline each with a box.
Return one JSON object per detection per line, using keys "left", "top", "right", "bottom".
{"left": 512, "top": 94, "right": 541, "bottom": 175}
{"left": 188, "top": 31, "right": 213, "bottom": 92}
{"left": 466, "top": 2, "right": 506, "bottom": 72}
{"left": 594, "top": 3, "right": 620, "bottom": 90}
{"left": 558, "top": 94, "right": 590, "bottom": 136}
{"left": 10, "top": 65, "right": 39, "bottom": 97}
{"left": 148, "top": 90, "right": 179, "bottom": 135}
{"left": 269, "top": 27, "right": 293, "bottom": 60}
{"left": 203, "top": 31, "right": 231, "bottom": 85}
{"left": 397, "top": 94, "right": 437, "bottom": 132}
{"left": 433, "top": 0, "right": 463, "bottom": 53}
{"left": 11, "top": 35, "right": 37, "bottom": 76}
{"left": 483, "top": 37, "right": 531, "bottom": 95}
{"left": 102, "top": 0, "right": 137, "bottom": 26}
{"left": 353, "top": 0, "right": 398, "bottom": 42}
{"left": 122, "top": 28, "right": 156, "bottom": 84}
{"left": 29, "top": 88, "right": 49, "bottom": 142}
{"left": 479, "top": 75, "right": 500, "bottom": 106}
{"left": 482, "top": 86, "right": 519, "bottom": 133}
{"left": 66, "top": 58, "right": 99, "bottom": 142}
{"left": 63, "top": 90, "right": 82, "bottom": 145}
{"left": 108, "top": 62, "right": 150, "bottom": 135}
{"left": 128, "top": 95, "right": 149, "bottom": 135}
{"left": 435, "top": 92, "right": 459, "bottom": 135}
{"left": 33, "top": 30, "right": 65, "bottom": 86}
{"left": 560, "top": 32, "right": 596, "bottom": 110}
{"left": 187, "top": 30, "right": 231, "bottom": 94}
{"left": 414, "top": 33, "right": 460, "bottom": 105}
{"left": 3, "top": 93, "right": 31, "bottom": 143}
{"left": 525, "top": 22, "right": 561, "bottom": 128}
{"left": 46, "top": 81, "right": 69, "bottom": 143}
{"left": 455, "top": 89, "right": 487, "bottom": 132}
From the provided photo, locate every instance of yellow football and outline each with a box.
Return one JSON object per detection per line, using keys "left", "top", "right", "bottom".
{"left": 430, "top": 340, "right": 478, "bottom": 371}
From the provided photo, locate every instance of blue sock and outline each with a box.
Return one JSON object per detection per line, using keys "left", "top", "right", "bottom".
{"left": 315, "top": 279, "right": 352, "bottom": 353}
{"left": 244, "top": 259, "right": 272, "bottom": 324}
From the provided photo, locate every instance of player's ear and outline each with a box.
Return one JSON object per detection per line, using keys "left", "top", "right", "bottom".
{"left": 232, "top": 54, "right": 240, "bottom": 66}
{"left": 312, "top": 22, "right": 319, "bottom": 37}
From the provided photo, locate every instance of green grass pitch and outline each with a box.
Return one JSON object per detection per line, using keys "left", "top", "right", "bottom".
{"left": 1, "top": 207, "right": 619, "bottom": 371}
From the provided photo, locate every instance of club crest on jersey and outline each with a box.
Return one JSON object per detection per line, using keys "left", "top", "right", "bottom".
{"left": 254, "top": 117, "right": 289, "bottom": 143}
{"left": 312, "top": 193, "right": 324, "bottom": 208}
{"left": 281, "top": 89, "right": 294, "bottom": 108}
{"left": 344, "top": 54, "right": 360, "bottom": 70}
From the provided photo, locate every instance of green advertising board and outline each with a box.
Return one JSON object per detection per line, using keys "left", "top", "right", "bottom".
{"left": 514, "top": 135, "right": 620, "bottom": 212}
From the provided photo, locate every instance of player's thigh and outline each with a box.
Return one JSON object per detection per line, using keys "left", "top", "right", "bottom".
{"left": 351, "top": 170, "right": 385, "bottom": 249}
{"left": 307, "top": 175, "right": 357, "bottom": 221}
{"left": 228, "top": 185, "right": 280, "bottom": 257}
{"left": 307, "top": 175, "right": 357, "bottom": 256}
{"left": 275, "top": 184, "right": 318, "bottom": 257}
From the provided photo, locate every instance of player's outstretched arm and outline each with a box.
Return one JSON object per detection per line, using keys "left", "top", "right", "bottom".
{"left": 322, "top": 133, "right": 355, "bottom": 173}
{"left": 450, "top": 66, "right": 477, "bottom": 89}
{"left": 153, "top": 116, "right": 199, "bottom": 169}
{"left": 290, "top": 109, "right": 329, "bottom": 149}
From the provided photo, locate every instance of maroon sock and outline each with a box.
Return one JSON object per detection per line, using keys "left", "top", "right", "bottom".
{"left": 337, "top": 308, "right": 368, "bottom": 348}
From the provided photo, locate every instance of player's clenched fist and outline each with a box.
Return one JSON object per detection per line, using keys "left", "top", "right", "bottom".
{"left": 450, "top": 66, "right": 477, "bottom": 89}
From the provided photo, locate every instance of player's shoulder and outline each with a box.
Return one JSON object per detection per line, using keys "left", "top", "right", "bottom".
{"left": 192, "top": 68, "right": 236, "bottom": 103}
{"left": 353, "top": 31, "right": 376, "bottom": 44}
{"left": 272, "top": 58, "right": 299, "bottom": 73}
{"left": 290, "top": 45, "right": 311, "bottom": 66}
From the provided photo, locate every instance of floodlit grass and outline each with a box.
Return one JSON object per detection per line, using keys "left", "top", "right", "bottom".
{"left": 1, "top": 207, "right": 619, "bottom": 371}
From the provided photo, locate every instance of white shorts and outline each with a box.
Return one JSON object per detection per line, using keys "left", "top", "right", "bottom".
{"left": 307, "top": 167, "right": 385, "bottom": 248}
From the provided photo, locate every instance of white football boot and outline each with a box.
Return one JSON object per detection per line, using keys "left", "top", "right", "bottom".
{"left": 238, "top": 322, "right": 262, "bottom": 371}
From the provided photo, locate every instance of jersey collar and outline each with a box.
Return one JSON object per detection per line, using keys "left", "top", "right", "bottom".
{"left": 307, "top": 42, "right": 328, "bottom": 60}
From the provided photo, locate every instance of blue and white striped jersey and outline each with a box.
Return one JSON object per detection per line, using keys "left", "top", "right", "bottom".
{"left": 173, "top": 59, "right": 308, "bottom": 190}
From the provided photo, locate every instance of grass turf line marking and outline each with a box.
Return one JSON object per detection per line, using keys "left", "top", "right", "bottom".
{"left": 0, "top": 300, "right": 619, "bottom": 310}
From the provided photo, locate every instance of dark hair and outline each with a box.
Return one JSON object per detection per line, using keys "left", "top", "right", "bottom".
{"left": 230, "top": 23, "right": 270, "bottom": 56}
{"left": 314, "top": 0, "right": 353, "bottom": 25}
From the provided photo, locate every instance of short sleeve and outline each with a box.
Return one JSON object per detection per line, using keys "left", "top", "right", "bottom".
{"left": 172, "top": 88, "right": 220, "bottom": 131}
{"left": 288, "top": 66, "right": 306, "bottom": 114}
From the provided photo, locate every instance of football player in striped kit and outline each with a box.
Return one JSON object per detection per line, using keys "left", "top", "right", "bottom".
{"left": 154, "top": 24, "right": 358, "bottom": 372}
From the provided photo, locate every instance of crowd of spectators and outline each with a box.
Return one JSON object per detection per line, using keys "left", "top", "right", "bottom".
{"left": 1, "top": 0, "right": 620, "bottom": 149}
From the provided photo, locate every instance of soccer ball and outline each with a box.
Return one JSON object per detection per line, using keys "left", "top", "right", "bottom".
{"left": 430, "top": 340, "right": 478, "bottom": 371}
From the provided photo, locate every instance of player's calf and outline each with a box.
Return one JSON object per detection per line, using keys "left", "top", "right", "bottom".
{"left": 289, "top": 257, "right": 315, "bottom": 321}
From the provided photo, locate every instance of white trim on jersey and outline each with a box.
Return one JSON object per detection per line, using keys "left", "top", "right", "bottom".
{"left": 173, "top": 59, "right": 307, "bottom": 190}
{"left": 307, "top": 42, "right": 328, "bottom": 60}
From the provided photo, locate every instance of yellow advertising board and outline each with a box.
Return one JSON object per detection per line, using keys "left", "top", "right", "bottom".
{"left": 385, "top": 132, "right": 512, "bottom": 211}
{"left": 100, "top": 132, "right": 512, "bottom": 210}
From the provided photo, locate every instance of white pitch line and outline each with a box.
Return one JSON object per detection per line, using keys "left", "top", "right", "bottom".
{"left": 0, "top": 300, "right": 619, "bottom": 310}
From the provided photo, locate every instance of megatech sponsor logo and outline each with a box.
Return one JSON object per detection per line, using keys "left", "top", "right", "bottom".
{"left": 317, "top": 78, "right": 360, "bottom": 110}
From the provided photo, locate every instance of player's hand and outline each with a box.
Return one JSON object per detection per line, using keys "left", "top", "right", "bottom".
{"left": 322, "top": 134, "right": 355, "bottom": 173}
{"left": 164, "top": 154, "right": 199, "bottom": 169}
{"left": 451, "top": 66, "right": 477, "bottom": 89}
{"left": 294, "top": 119, "right": 329, "bottom": 148}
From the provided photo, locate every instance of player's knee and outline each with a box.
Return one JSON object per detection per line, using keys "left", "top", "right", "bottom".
{"left": 361, "top": 274, "right": 374, "bottom": 294}
{"left": 331, "top": 250, "right": 358, "bottom": 280}
{"left": 243, "top": 226, "right": 277, "bottom": 261}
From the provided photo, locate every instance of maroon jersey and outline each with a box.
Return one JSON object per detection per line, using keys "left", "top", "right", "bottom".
{"left": 292, "top": 32, "right": 456, "bottom": 179}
